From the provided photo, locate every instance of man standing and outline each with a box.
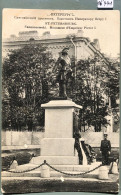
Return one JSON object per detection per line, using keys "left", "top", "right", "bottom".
{"left": 100, "top": 132, "right": 111, "bottom": 165}
{"left": 74, "top": 131, "right": 83, "bottom": 165}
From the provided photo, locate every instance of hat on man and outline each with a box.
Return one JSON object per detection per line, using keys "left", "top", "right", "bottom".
{"left": 103, "top": 131, "right": 108, "bottom": 136}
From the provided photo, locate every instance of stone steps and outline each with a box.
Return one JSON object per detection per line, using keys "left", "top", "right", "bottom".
{"left": 2, "top": 170, "right": 98, "bottom": 179}
{"left": 50, "top": 171, "right": 98, "bottom": 178}
{"left": 12, "top": 163, "right": 91, "bottom": 172}
{"left": 30, "top": 155, "right": 79, "bottom": 165}
{"left": 2, "top": 162, "right": 101, "bottom": 179}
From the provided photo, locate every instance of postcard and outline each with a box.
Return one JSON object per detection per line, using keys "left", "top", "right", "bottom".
{"left": 1, "top": 9, "right": 120, "bottom": 194}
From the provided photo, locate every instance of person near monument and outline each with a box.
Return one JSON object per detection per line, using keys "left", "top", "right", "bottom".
{"left": 52, "top": 47, "right": 73, "bottom": 98}
{"left": 74, "top": 131, "right": 83, "bottom": 165}
{"left": 100, "top": 132, "right": 111, "bottom": 165}
{"left": 73, "top": 109, "right": 83, "bottom": 164}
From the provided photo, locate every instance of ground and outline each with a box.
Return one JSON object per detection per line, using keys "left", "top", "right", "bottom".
{"left": 2, "top": 174, "right": 119, "bottom": 194}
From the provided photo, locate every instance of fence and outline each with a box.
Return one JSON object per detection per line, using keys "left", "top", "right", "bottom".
{"left": 2, "top": 130, "right": 44, "bottom": 146}
{"left": 80, "top": 132, "right": 119, "bottom": 147}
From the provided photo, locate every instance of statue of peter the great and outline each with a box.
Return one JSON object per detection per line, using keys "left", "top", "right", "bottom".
{"left": 53, "top": 48, "right": 73, "bottom": 98}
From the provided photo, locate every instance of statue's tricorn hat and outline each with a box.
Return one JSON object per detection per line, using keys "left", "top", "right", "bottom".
{"left": 62, "top": 48, "right": 69, "bottom": 55}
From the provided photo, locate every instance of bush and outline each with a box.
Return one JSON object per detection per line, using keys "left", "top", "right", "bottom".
{"left": 2, "top": 152, "right": 35, "bottom": 170}
{"left": 15, "top": 152, "right": 34, "bottom": 165}
{"left": 2, "top": 155, "right": 15, "bottom": 171}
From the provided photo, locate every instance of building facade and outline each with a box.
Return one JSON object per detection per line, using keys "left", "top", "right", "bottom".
{"left": 3, "top": 30, "right": 104, "bottom": 62}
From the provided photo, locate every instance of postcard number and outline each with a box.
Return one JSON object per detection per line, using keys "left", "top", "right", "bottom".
{"left": 97, "top": 0, "right": 114, "bottom": 8}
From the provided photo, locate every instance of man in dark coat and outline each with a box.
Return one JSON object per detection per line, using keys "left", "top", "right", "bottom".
{"left": 74, "top": 131, "right": 83, "bottom": 165}
{"left": 100, "top": 132, "right": 111, "bottom": 165}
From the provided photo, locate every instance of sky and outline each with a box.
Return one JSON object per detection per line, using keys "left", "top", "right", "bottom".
{"left": 2, "top": 9, "right": 120, "bottom": 58}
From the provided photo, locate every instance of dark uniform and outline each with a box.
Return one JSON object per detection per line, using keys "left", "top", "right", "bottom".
{"left": 74, "top": 133, "right": 83, "bottom": 165}
{"left": 100, "top": 139, "right": 111, "bottom": 165}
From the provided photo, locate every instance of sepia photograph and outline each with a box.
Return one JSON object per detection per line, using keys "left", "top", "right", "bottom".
{"left": 1, "top": 9, "right": 120, "bottom": 194}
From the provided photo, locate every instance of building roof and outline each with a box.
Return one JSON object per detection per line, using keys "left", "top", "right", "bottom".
{"left": 3, "top": 30, "right": 110, "bottom": 66}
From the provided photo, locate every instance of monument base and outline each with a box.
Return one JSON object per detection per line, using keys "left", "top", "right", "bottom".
{"left": 41, "top": 138, "right": 75, "bottom": 156}
{"left": 40, "top": 99, "right": 82, "bottom": 166}
{"left": 31, "top": 155, "right": 79, "bottom": 165}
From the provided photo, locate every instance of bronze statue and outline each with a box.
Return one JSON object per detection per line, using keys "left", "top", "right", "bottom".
{"left": 53, "top": 48, "right": 72, "bottom": 98}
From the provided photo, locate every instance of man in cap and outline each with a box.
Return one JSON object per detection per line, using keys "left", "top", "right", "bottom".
{"left": 100, "top": 132, "right": 111, "bottom": 165}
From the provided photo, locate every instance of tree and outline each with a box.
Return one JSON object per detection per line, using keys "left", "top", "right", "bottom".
{"left": 103, "top": 58, "right": 120, "bottom": 132}
{"left": 68, "top": 55, "right": 119, "bottom": 132}
{"left": 2, "top": 43, "right": 55, "bottom": 130}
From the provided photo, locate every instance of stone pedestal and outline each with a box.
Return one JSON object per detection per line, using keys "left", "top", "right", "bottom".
{"left": 41, "top": 138, "right": 75, "bottom": 156}
{"left": 40, "top": 100, "right": 82, "bottom": 165}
